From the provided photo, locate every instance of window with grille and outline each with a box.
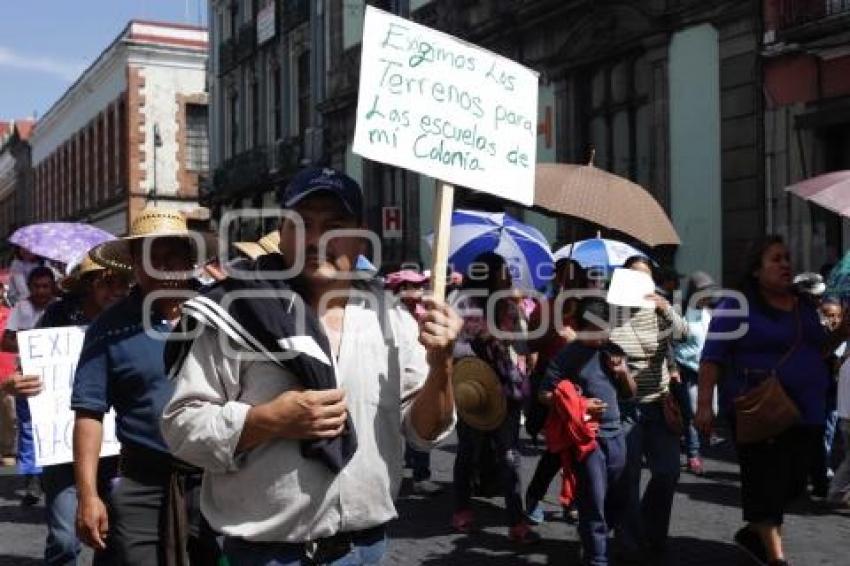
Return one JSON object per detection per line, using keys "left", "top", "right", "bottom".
{"left": 185, "top": 104, "right": 210, "bottom": 172}
{"left": 297, "top": 51, "right": 310, "bottom": 133}
{"left": 229, "top": 2, "right": 239, "bottom": 38}
{"left": 230, "top": 93, "right": 239, "bottom": 158}
{"left": 251, "top": 81, "right": 260, "bottom": 148}
{"left": 273, "top": 67, "right": 282, "bottom": 140}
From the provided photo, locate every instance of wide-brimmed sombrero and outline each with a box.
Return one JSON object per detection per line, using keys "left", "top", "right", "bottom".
{"left": 453, "top": 357, "right": 507, "bottom": 431}
{"left": 233, "top": 230, "right": 280, "bottom": 260}
{"left": 59, "top": 255, "right": 107, "bottom": 292}
{"left": 89, "top": 207, "right": 218, "bottom": 272}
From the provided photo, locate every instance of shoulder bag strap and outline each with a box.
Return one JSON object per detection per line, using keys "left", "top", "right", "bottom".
{"left": 774, "top": 301, "right": 803, "bottom": 372}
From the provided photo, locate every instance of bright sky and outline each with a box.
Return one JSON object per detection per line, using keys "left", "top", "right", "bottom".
{"left": 0, "top": 0, "right": 208, "bottom": 121}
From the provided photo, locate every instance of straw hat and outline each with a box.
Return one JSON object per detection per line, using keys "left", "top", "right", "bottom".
{"left": 89, "top": 207, "right": 218, "bottom": 272}
{"left": 452, "top": 357, "right": 507, "bottom": 431}
{"left": 233, "top": 230, "right": 281, "bottom": 260}
{"left": 59, "top": 255, "right": 106, "bottom": 292}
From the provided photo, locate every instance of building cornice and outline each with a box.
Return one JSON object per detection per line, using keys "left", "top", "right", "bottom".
{"left": 125, "top": 42, "right": 209, "bottom": 69}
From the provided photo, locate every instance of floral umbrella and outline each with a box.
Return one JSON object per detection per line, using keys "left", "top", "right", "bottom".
{"left": 9, "top": 222, "right": 116, "bottom": 266}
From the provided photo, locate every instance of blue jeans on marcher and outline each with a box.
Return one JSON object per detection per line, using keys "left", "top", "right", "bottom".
{"left": 825, "top": 394, "right": 838, "bottom": 470}
{"left": 616, "top": 400, "right": 681, "bottom": 553}
{"left": 223, "top": 531, "right": 387, "bottom": 566}
{"left": 41, "top": 458, "right": 119, "bottom": 566}
{"left": 41, "top": 464, "right": 78, "bottom": 566}
{"left": 673, "top": 368, "right": 700, "bottom": 459}
{"left": 576, "top": 433, "right": 627, "bottom": 566}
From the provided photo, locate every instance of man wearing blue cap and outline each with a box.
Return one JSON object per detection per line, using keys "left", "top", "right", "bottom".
{"left": 162, "top": 167, "right": 461, "bottom": 565}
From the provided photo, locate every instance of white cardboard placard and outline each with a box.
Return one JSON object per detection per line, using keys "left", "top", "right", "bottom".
{"left": 19, "top": 326, "right": 120, "bottom": 467}
{"left": 352, "top": 6, "right": 539, "bottom": 206}
{"left": 606, "top": 268, "right": 656, "bottom": 309}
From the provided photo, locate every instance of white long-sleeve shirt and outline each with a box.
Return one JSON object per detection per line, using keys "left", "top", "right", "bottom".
{"left": 161, "top": 293, "right": 454, "bottom": 542}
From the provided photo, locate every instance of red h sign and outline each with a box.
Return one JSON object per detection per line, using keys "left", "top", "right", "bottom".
{"left": 382, "top": 206, "right": 403, "bottom": 239}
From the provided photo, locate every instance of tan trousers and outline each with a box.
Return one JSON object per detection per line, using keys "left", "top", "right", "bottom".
{"left": 0, "top": 392, "right": 17, "bottom": 457}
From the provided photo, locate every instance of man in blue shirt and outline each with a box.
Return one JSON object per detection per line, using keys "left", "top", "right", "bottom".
{"left": 541, "top": 298, "right": 636, "bottom": 566}
{"left": 72, "top": 208, "right": 216, "bottom": 565}
{"left": 36, "top": 258, "right": 129, "bottom": 566}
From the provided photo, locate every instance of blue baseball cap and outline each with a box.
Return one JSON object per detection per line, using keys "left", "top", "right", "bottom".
{"left": 278, "top": 167, "right": 364, "bottom": 221}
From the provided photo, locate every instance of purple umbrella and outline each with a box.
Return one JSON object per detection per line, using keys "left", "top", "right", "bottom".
{"left": 9, "top": 222, "right": 116, "bottom": 266}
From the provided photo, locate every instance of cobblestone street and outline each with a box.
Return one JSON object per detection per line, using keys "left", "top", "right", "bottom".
{"left": 385, "top": 434, "right": 850, "bottom": 566}
{"left": 1, "top": 434, "right": 848, "bottom": 565}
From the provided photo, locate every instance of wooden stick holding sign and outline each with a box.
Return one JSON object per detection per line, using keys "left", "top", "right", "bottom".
{"left": 351, "top": 7, "right": 538, "bottom": 288}
{"left": 430, "top": 181, "right": 455, "bottom": 301}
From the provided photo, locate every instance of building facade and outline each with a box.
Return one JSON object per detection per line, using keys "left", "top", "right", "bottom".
{"left": 207, "top": 0, "right": 317, "bottom": 244}
{"left": 762, "top": 0, "right": 850, "bottom": 274}
{"left": 209, "top": 0, "right": 765, "bottom": 282}
{"left": 28, "top": 21, "right": 210, "bottom": 235}
{"left": 0, "top": 119, "right": 35, "bottom": 259}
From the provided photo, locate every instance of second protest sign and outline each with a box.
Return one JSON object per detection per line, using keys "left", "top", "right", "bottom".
{"left": 19, "top": 326, "right": 120, "bottom": 467}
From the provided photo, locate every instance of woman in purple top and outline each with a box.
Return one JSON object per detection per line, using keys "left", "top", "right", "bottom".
{"left": 695, "top": 236, "right": 834, "bottom": 566}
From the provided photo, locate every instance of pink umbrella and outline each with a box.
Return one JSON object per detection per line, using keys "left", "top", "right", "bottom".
{"left": 785, "top": 171, "right": 850, "bottom": 216}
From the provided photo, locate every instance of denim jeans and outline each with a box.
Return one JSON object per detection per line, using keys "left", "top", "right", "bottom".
{"left": 673, "top": 368, "right": 700, "bottom": 459}
{"left": 576, "top": 434, "right": 627, "bottom": 566}
{"left": 825, "top": 405, "right": 839, "bottom": 469}
{"left": 223, "top": 532, "right": 387, "bottom": 566}
{"left": 454, "top": 406, "right": 523, "bottom": 526}
{"left": 41, "top": 464, "right": 79, "bottom": 566}
{"left": 41, "top": 458, "right": 118, "bottom": 566}
{"left": 615, "top": 400, "right": 681, "bottom": 552}
{"left": 828, "top": 419, "right": 850, "bottom": 502}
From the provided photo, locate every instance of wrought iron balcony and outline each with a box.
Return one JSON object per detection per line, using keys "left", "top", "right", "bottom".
{"left": 212, "top": 146, "right": 270, "bottom": 200}
{"left": 282, "top": 0, "right": 309, "bottom": 32}
{"left": 217, "top": 37, "right": 236, "bottom": 75}
{"left": 236, "top": 22, "right": 257, "bottom": 61}
{"left": 777, "top": 0, "right": 850, "bottom": 31}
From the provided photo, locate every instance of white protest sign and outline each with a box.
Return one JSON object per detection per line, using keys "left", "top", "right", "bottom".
{"left": 606, "top": 268, "right": 656, "bottom": 309}
{"left": 352, "top": 6, "right": 539, "bottom": 206}
{"left": 19, "top": 326, "right": 120, "bottom": 467}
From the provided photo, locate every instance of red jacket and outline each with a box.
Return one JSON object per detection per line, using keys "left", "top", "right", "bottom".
{"left": 544, "top": 380, "right": 598, "bottom": 505}
{"left": 0, "top": 305, "right": 16, "bottom": 382}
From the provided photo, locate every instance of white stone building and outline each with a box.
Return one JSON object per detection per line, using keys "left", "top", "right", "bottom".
{"left": 28, "top": 20, "right": 210, "bottom": 234}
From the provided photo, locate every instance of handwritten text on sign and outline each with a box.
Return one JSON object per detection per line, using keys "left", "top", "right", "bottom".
{"left": 352, "top": 7, "right": 539, "bottom": 206}
{"left": 19, "top": 326, "right": 120, "bottom": 467}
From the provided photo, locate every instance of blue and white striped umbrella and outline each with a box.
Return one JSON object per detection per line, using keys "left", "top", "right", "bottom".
{"left": 355, "top": 254, "right": 377, "bottom": 272}
{"left": 428, "top": 210, "right": 554, "bottom": 290}
{"left": 553, "top": 238, "right": 645, "bottom": 270}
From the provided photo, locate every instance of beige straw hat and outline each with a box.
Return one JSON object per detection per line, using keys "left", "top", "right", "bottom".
{"left": 453, "top": 357, "right": 507, "bottom": 431}
{"left": 89, "top": 207, "right": 218, "bottom": 272}
{"left": 59, "top": 255, "right": 106, "bottom": 292}
{"left": 233, "top": 230, "right": 281, "bottom": 260}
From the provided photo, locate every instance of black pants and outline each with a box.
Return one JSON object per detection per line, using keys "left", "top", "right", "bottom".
{"left": 737, "top": 425, "right": 817, "bottom": 525}
{"left": 526, "top": 450, "right": 561, "bottom": 507}
{"left": 110, "top": 471, "right": 220, "bottom": 565}
{"left": 454, "top": 406, "right": 523, "bottom": 526}
{"left": 808, "top": 424, "right": 830, "bottom": 496}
